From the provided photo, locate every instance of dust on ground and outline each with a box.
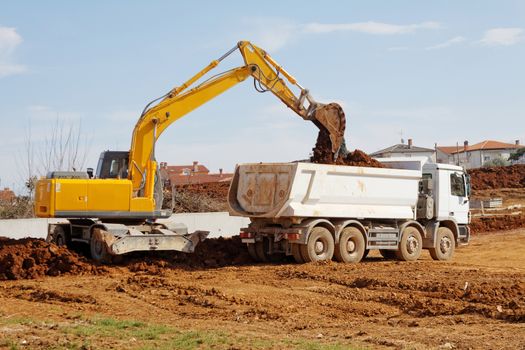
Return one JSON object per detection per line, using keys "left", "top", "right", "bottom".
{"left": 0, "top": 230, "right": 524, "bottom": 349}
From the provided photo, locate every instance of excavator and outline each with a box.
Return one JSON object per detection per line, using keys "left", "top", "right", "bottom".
{"left": 34, "top": 41, "right": 346, "bottom": 262}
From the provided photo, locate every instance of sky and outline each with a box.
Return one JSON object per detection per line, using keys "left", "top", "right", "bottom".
{"left": 1, "top": 0, "right": 524, "bottom": 193}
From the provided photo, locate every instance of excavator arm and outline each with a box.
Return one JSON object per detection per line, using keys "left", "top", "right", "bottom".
{"left": 128, "top": 41, "right": 346, "bottom": 199}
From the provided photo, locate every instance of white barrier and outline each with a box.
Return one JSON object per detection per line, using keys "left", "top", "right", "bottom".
{"left": 0, "top": 213, "right": 250, "bottom": 240}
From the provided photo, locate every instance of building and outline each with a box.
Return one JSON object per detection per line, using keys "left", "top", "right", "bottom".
{"left": 0, "top": 187, "right": 16, "bottom": 203}
{"left": 437, "top": 140, "right": 522, "bottom": 169}
{"left": 159, "top": 161, "right": 233, "bottom": 186}
{"left": 370, "top": 139, "right": 436, "bottom": 161}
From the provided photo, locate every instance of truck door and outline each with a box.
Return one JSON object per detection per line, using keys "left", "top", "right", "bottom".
{"left": 448, "top": 171, "right": 469, "bottom": 224}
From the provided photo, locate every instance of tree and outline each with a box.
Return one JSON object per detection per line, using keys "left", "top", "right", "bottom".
{"left": 509, "top": 147, "right": 525, "bottom": 161}
{"left": 15, "top": 117, "right": 91, "bottom": 217}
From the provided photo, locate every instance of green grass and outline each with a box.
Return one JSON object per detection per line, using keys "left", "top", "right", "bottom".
{"left": 0, "top": 315, "right": 365, "bottom": 350}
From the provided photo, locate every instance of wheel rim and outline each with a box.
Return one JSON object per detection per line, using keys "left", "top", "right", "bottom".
{"left": 406, "top": 235, "right": 419, "bottom": 255}
{"left": 346, "top": 239, "right": 356, "bottom": 253}
{"left": 440, "top": 236, "right": 452, "bottom": 254}
{"left": 314, "top": 240, "right": 325, "bottom": 254}
{"left": 93, "top": 240, "right": 104, "bottom": 257}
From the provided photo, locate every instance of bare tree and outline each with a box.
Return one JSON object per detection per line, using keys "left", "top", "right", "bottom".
{"left": 17, "top": 116, "right": 92, "bottom": 199}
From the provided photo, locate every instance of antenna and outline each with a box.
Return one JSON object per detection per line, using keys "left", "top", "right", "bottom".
{"left": 399, "top": 129, "right": 404, "bottom": 144}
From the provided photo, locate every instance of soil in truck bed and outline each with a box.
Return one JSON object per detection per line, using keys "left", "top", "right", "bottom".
{"left": 311, "top": 128, "right": 384, "bottom": 167}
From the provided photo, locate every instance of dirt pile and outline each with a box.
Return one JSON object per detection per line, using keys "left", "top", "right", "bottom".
{"left": 311, "top": 129, "right": 384, "bottom": 168}
{"left": 163, "top": 182, "right": 230, "bottom": 213}
{"left": 0, "top": 237, "right": 106, "bottom": 280}
{"left": 470, "top": 214, "right": 525, "bottom": 234}
{"left": 469, "top": 164, "right": 525, "bottom": 190}
{"left": 123, "top": 236, "right": 251, "bottom": 272}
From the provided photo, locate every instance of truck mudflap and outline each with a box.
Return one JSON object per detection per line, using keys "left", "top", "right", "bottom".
{"left": 103, "top": 230, "right": 209, "bottom": 255}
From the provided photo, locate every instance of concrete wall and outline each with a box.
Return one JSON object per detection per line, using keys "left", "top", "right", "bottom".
{"left": 158, "top": 212, "right": 250, "bottom": 239}
{"left": 0, "top": 213, "right": 251, "bottom": 240}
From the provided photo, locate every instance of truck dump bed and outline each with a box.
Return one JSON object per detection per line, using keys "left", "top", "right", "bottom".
{"left": 228, "top": 162, "right": 422, "bottom": 219}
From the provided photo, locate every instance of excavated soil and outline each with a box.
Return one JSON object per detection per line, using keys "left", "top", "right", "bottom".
{"left": 311, "top": 128, "right": 384, "bottom": 167}
{"left": 0, "top": 238, "right": 106, "bottom": 280}
{"left": 469, "top": 164, "right": 525, "bottom": 190}
{"left": 470, "top": 214, "right": 525, "bottom": 234}
{"left": 1, "top": 230, "right": 524, "bottom": 349}
{"left": 175, "top": 182, "right": 230, "bottom": 201}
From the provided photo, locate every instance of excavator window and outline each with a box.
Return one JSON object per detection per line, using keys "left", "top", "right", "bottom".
{"left": 95, "top": 151, "right": 130, "bottom": 179}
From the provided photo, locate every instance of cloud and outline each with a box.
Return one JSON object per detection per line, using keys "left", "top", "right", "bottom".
{"left": 243, "top": 19, "right": 441, "bottom": 51}
{"left": 0, "top": 26, "right": 26, "bottom": 77}
{"left": 387, "top": 46, "right": 409, "bottom": 52}
{"left": 303, "top": 21, "right": 440, "bottom": 35}
{"left": 479, "top": 28, "right": 524, "bottom": 46}
{"left": 426, "top": 36, "right": 466, "bottom": 50}
{"left": 242, "top": 18, "right": 299, "bottom": 51}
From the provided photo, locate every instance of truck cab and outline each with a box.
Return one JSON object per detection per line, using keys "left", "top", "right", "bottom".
{"left": 422, "top": 162, "right": 470, "bottom": 225}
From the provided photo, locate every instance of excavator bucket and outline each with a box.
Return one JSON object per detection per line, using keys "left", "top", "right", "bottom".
{"left": 312, "top": 103, "right": 346, "bottom": 156}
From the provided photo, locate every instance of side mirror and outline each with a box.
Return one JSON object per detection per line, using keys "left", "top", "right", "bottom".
{"left": 465, "top": 174, "right": 471, "bottom": 197}
{"left": 87, "top": 168, "right": 94, "bottom": 179}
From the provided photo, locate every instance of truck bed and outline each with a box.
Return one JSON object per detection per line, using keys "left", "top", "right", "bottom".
{"left": 228, "top": 162, "right": 422, "bottom": 220}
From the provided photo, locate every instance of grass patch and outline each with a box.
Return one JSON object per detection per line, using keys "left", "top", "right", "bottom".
{"left": 0, "top": 314, "right": 365, "bottom": 349}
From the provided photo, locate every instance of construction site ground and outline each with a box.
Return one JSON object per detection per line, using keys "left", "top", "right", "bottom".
{"left": 1, "top": 228, "right": 524, "bottom": 350}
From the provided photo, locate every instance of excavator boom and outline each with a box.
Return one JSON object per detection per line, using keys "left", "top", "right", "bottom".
{"left": 129, "top": 41, "right": 346, "bottom": 198}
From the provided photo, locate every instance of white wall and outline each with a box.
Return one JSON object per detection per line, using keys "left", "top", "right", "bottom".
{"left": 0, "top": 213, "right": 250, "bottom": 240}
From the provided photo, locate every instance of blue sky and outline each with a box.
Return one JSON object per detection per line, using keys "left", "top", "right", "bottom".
{"left": 1, "top": 0, "right": 524, "bottom": 192}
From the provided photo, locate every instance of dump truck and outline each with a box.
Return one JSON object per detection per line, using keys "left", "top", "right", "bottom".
{"left": 34, "top": 41, "right": 346, "bottom": 262}
{"left": 229, "top": 157, "right": 470, "bottom": 263}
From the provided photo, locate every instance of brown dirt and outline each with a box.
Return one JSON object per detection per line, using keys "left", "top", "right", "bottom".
{"left": 311, "top": 128, "right": 384, "bottom": 167}
{"left": 0, "top": 238, "right": 107, "bottom": 280}
{"left": 468, "top": 164, "right": 525, "bottom": 190}
{"left": 163, "top": 182, "right": 230, "bottom": 213}
{"left": 470, "top": 214, "right": 525, "bottom": 234}
{"left": 1, "top": 230, "right": 524, "bottom": 349}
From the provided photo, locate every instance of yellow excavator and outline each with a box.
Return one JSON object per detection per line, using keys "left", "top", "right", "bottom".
{"left": 34, "top": 41, "right": 346, "bottom": 262}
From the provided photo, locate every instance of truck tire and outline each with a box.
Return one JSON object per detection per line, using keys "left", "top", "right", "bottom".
{"left": 395, "top": 226, "right": 422, "bottom": 261}
{"left": 334, "top": 227, "right": 365, "bottom": 263}
{"left": 291, "top": 243, "right": 305, "bottom": 263}
{"left": 300, "top": 227, "right": 334, "bottom": 262}
{"left": 90, "top": 229, "right": 113, "bottom": 264}
{"left": 254, "top": 240, "right": 269, "bottom": 262}
{"left": 379, "top": 249, "right": 397, "bottom": 260}
{"left": 50, "top": 225, "right": 68, "bottom": 247}
{"left": 429, "top": 227, "right": 455, "bottom": 261}
{"left": 363, "top": 249, "right": 370, "bottom": 259}
{"left": 247, "top": 243, "right": 259, "bottom": 262}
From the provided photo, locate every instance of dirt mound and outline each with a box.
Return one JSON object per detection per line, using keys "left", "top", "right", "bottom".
{"left": 0, "top": 237, "right": 106, "bottom": 280}
{"left": 175, "top": 182, "right": 230, "bottom": 200}
{"left": 163, "top": 182, "right": 230, "bottom": 213}
{"left": 122, "top": 236, "right": 252, "bottom": 272}
{"left": 469, "top": 164, "right": 525, "bottom": 190}
{"left": 311, "top": 129, "right": 384, "bottom": 168}
{"left": 470, "top": 214, "right": 525, "bottom": 234}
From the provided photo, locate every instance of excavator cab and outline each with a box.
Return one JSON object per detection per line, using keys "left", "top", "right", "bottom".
{"left": 95, "top": 151, "right": 129, "bottom": 179}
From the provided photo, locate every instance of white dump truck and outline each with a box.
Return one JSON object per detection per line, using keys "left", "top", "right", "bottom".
{"left": 228, "top": 157, "right": 470, "bottom": 263}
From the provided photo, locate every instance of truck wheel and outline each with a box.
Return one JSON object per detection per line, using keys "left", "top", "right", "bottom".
{"left": 254, "top": 240, "right": 269, "bottom": 262}
{"left": 429, "top": 227, "right": 455, "bottom": 261}
{"left": 395, "top": 227, "right": 422, "bottom": 261}
{"left": 300, "top": 227, "right": 334, "bottom": 262}
{"left": 90, "top": 229, "right": 113, "bottom": 264}
{"left": 50, "top": 226, "right": 68, "bottom": 247}
{"left": 291, "top": 243, "right": 305, "bottom": 263}
{"left": 363, "top": 249, "right": 370, "bottom": 259}
{"left": 334, "top": 227, "right": 365, "bottom": 263}
{"left": 247, "top": 243, "right": 259, "bottom": 262}
{"left": 379, "top": 249, "right": 397, "bottom": 260}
